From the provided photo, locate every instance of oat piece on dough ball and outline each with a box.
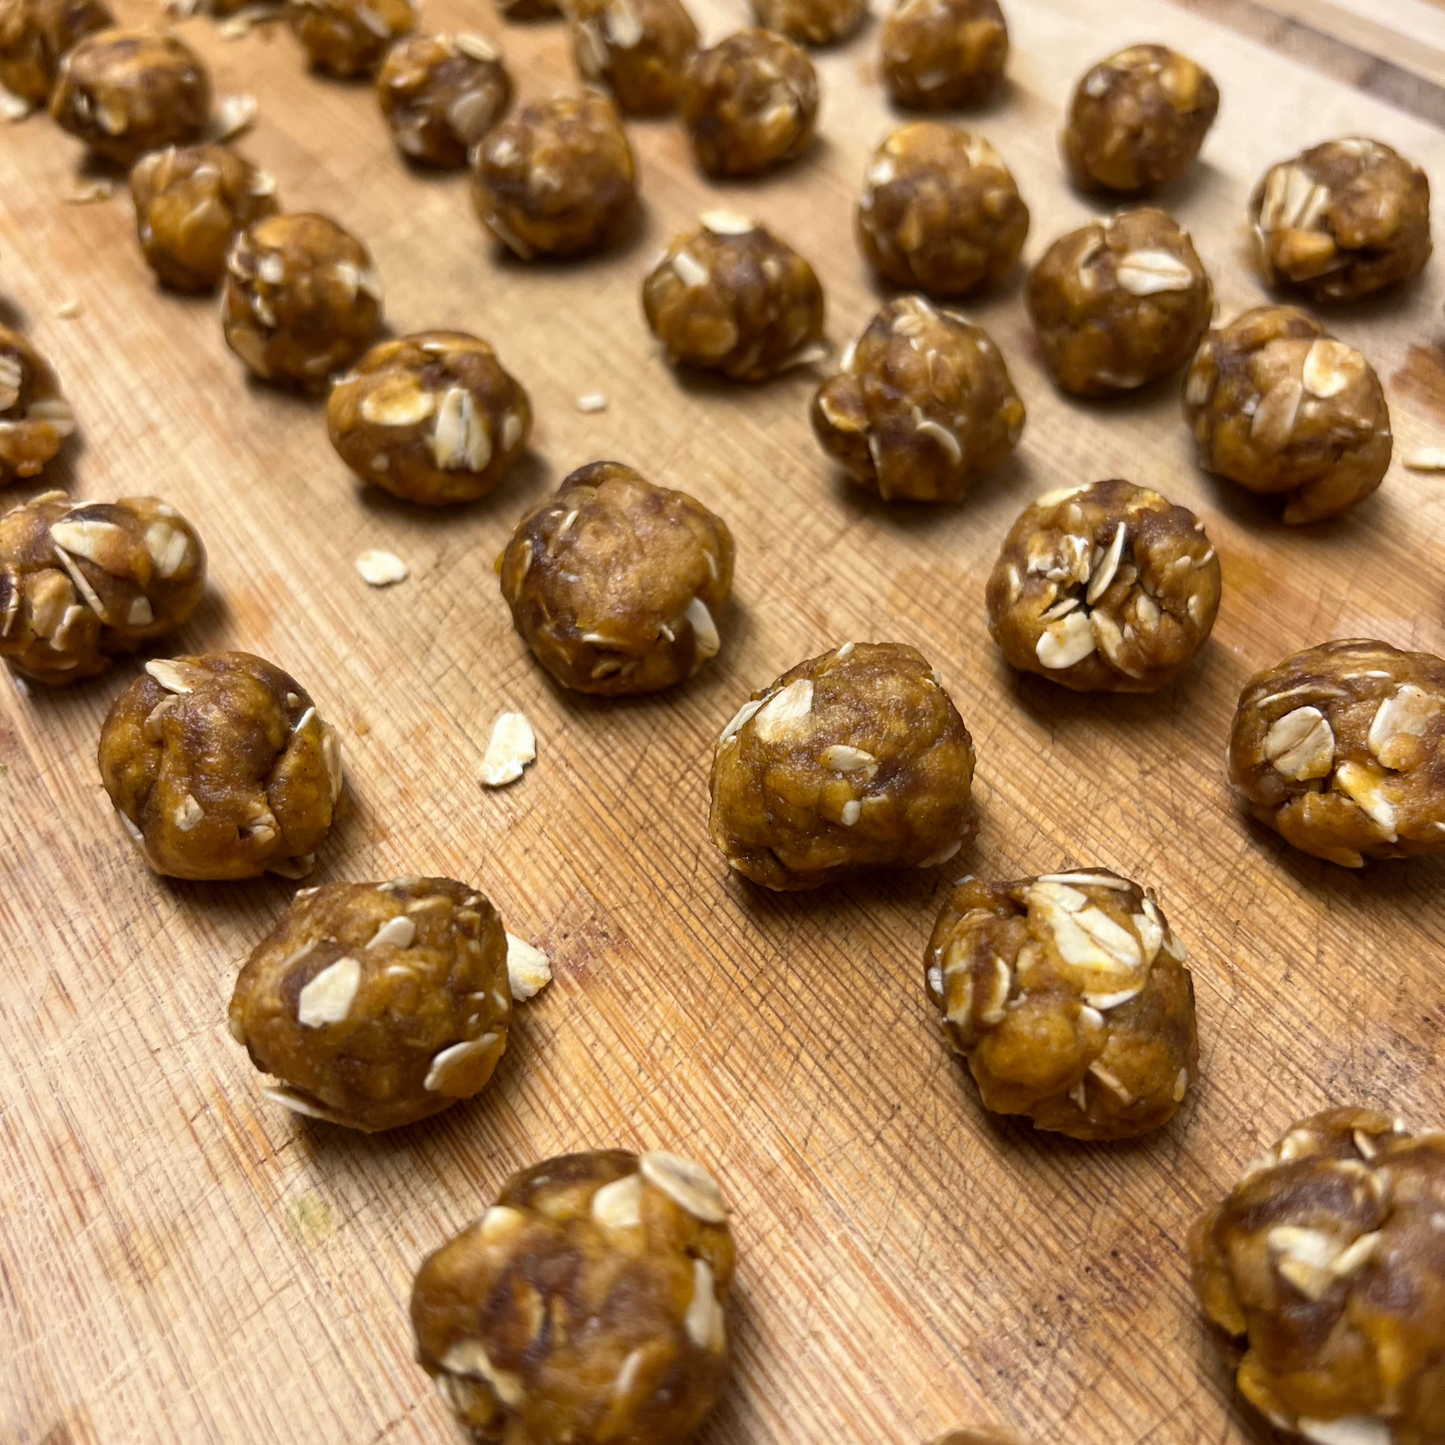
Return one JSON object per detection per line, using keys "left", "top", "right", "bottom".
{"left": 0, "top": 324, "right": 75, "bottom": 483}
{"left": 1252, "top": 137, "right": 1432, "bottom": 304}
{"left": 287, "top": 0, "right": 415, "bottom": 78}
{"left": 0, "top": 491, "right": 204, "bottom": 684}
{"left": 378, "top": 33, "right": 512, "bottom": 168}
{"left": 1227, "top": 638, "right": 1445, "bottom": 868}
{"left": 1027, "top": 208, "right": 1212, "bottom": 397}
{"left": 1191, "top": 1107, "right": 1445, "bottom": 1444}
{"left": 709, "top": 641, "right": 975, "bottom": 890}
{"left": 679, "top": 28, "right": 815, "bottom": 178}
{"left": 473, "top": 90, "right": 637, "bottom": 259}
{"left": 1183, "top": 306, "right": 1390, "bottom": 525}
{"left": 498, "top": 460, "right": 733, "bottom": 695}
{"left": 752, "top": 0, "right": 862, "bottom": 46}
{"left": 98, "top": 651, "right": 343, "bottom": 880}
{"left": 812, "top": 294, "right": 1023, "bottom": 502}
{"left": 643, "top": 212, "right": 824, "bottom": 381}
{"left": 571, "top": 0, "right": 698, "bottom": 116}
{"left": 230, "top": 878, "right": 513, "bottom": 1131}
{"left": 882, "top": 0, "right": 1007, "bottom": 111}
{"left": 1063, "top": 44, "right": 1218, "bottom": 195}
{"left": 131, "top": 143, "right": 279, "bottom": 293}
{"left": 0, "top": 0, "right": 111, "bottom": 105}
{"left": 926, "top": 868, "right": 1197, "bottom": 1141}
{"left": 413, "top": 1149, "right": 735, "bottom": 1445}
{"left": 223, "top": 212, "right": 383, "bottom": 389}
{"left": 857, "top": 123, "right": 1029, "bottom": 298}
{"left": 328, "top": 331, "right": 531, "bottom": 506}
{"left": 49, "top": 27, "right": 209, "bottom": 166}
{"left": 986, "top": 478, "right": 1220, "bottom": 692}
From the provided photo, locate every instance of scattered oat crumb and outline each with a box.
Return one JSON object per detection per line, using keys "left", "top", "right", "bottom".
{"left": 505, "top": 933, "right": 552, "bottom": 1000}
{"left": 219, "top": 4, "right": 282, "bottom": 38}
{"left": 355, "top": 548, "right": 408, "bottom": 586}
{"left": 13, "top": 675, "right": 30, "bottom": 697}
{"left": 1404, "top": 448, "right": 1445, "bottom": 473}
{"left": 480, "top": 711, "right": 536, "bottom": 787}
{"left": 212, "top": 92, "right": 258, "bottom": 141}
{"left": 53, "top": 299, "right": 82, "bottom": 319}
{"left": 0, "top": 87, "right": 30, "bottom": 122}
{"left": 576, "top": 392, "right": 608, "bottom": 413}
{"left": 63, "top": 178, "right": 113, "bottom": 205}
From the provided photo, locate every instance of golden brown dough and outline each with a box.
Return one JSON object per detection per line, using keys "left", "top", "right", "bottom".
{"left": 925, "top": 868, "right": 1197, "bottom": 1141}
{"left": 752, "top": 0, "right": 862, "bottom": 45}
{"left": 0, "top": 0, "right": 111, "bottom": 104}
{"left": 377, "top": 33, "right": 512, "bottom": 168}
{"left": 98, "top": 650, "right": 343, "bottom": 880}
{"left": 0, "top": 325, "right": 75, "bottom": 484}
{"left": 287, "top": 0, "right": 415, "bottom": 77}
{"left": 570, "top": 0, "right": 698, "bottom": 115}
{"left": 1227, "top": 638, "right": 1445, "bottom": 868}
{"left": 881, "top": 0, "right": 1007, "bottom": 111}
{"left": 412, "top": 1149, "right": 735, "bottom": 1445}
{"left": 497, "top": 460, "right": 733, "bottom": 694}
{"left": 1190, "top": 1107, "right": 1445, "bottom": 1444}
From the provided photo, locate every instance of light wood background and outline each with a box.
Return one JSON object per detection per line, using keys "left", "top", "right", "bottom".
{"left": 3, "top": 0, "right": 1445, "bottom": 1441}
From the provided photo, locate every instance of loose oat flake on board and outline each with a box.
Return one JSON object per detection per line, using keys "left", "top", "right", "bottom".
{"left": 355, "top": 549, "right": 408, "bottom": 586}
{"left": 480, "top": 711, "right": 536, "bottom": 786}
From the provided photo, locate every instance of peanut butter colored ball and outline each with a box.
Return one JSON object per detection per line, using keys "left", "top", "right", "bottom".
{"left": 287, "top": 0, "right": 416, "bottom": 78}
{"left": 0, "top": 325, "right": 75, "bottom": 483}
{"left": 0, "top": 0, "right": 112, "bottom": 105}
{"left": 377, "top": 33, "right": 513, "bottom": 168}
{"left": 752, "top": 0, "right": 862, "bottom": 46}
{"left": 570, "top": 0, "right": 698, "bottom": 115}
{"left": 881, "top": 0, "right": 1007, "bottom": 111}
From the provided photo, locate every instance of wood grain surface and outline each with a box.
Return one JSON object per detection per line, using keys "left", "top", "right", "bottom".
{"left": 3, "top": 0, "right": 1445, "bottom": 1442}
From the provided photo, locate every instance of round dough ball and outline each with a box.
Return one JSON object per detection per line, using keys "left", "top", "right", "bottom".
{"left": 0, "top": 0, "right": 112, "bottom": 105}
{"left": 1026, "top": 207, "right": 1213, "bottom": 397}
{"left": 986, "top": 478, "right": 1220, "bottom": 692}
{"left": 857, "top": 122, "right": 1029, "bottom": 298}
{"left": 0, "top": 324, "right": 75, "bottom": 483}
{"left": 131, "top": 143, "right": 279, "bottom": 293}
{"left": 377, "top": 33, "right": 513, "bottom": 168}
{"left": 881, "top": 0, "right": 1007, "bottom": 111}
{"left": 643, "top": 212, "right": 824, "bottom": 381}
{"left": 472, "top": 90, "right": 638, "bottom": 259}
{"left": 1227, "top": 638, "right": 1445, "bottom": 868}
{"left": 811, "top": 294, "right": 1024, "bottom": 502}
{"left": 1183, "top": 306, "right": 1391, "bottom": 525}
{"left": 498, "top": 461, "right": 734, "bottom": 694}
{"left": 222, "top": 212, "right": 383, "bottom": 389}
{"left": 1190, "top": 1107, "right": 1445, "bottom": 1442}
{"left": 98, "top": 651, "right": 343, "bottom": 880}
{"left": 1063, "top": 44, "right": 1218, "bottom": 195}
{"left": 0, "top": 490, "right": 205, "bottom": 684}
{"left": 679, "top": 27, "right": 816, "bottom": 178}
{"left": 925, "top": 868, "right": 1197, "bottom": 1141}
{"left": 229, "top": 877, "right": 513, "bottom": 1131}
{"left": 1251, "top": 137, "right": 1432, "bottom": 304}
{"left": 327, "top": 331, "right": 531, "bottom": 505}
{"left": 287, "top": 0, "right": 415, "bottom": 77}
{"left": 412, "top": 1149, "right": 735, "bottom": 1445}
{"left": 49, "top": 27, "right": 210, "bottom": 166}
{"left": 709, "top": 640, "right": 976, "bottom": 890}
{"left": 752, "top": 0, "right": 862, "bottom": 45}
{"left": 571, "top": 0, "right": 698, "bottom": 115}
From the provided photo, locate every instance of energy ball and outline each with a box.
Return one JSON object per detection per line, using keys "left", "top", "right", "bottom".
{"left": 1183, "top": 306, "right": 1391, "bottom": 525}
{"left": 1251, "top": 137, "right": 1432, "bottom": 304}
{"left": 985, "top": 478, "right": 1221, "bottom": 693}
{"left": 571, "top": 0, "right": 698, "bottom": 116}
{"left": 0, "top": 324, "right": 75, "bottom": 483}
{"left": 925, "top": 869, "right": 1197, "bottom": 1140}
{"left": 328, "top": 332, "right": 531, "bottom": 506}
{"left": 1191, "top": 1107, "right": 1445, "bottom": 1443}
{"left": 377, "top": 33, "right": 512, "bottom": 168}
{"left": 497, "top": 460, "right": 734, "bottom": 694}
{"left": 752, "top": 0, "right": 862, "bottom": 46}
{"left": 1227, "top": 638, "right": 1445, "bottom": 868}
{"left": 130, "top": 143, "right": 279, "bottom": 293}
{"left": 0, "top": 0, "right": 112, "bottom": 106}
{"left": 642, "top": 212, "right": 825, "bottom": 381}
{"left": 679, "top": 29, "right": 816, "bottom": 178}
{"left": 1026, "top": 208, "right": 1213, "bottom": 397}
{"left": 1063, "top": 44, "right": 1218, "bottom": 195}
{"left": 857, "top": 123, "right": 1029, "bottom": 298}
{"left": 222, "top": 212, "right": 383, "bottom": 390}
{"left": 229, "top": 878, "right": 513, "bottom": 1131}
{"left": 98, "top": 650, "right": 343, "bottom": 881}
{"left": 709, "top": 640, "right": 975, "bottom": 890}
{"left": 49, "top": 27, "right": 209, "bottom": 166}
{"left": 811, "top": 294, "right": 1024, "bottom": 502}
{"left": 881, "top": 0, "right": 1008, "bottom": 111}
{"left": 287, "top": 0, "right": 415, "bottom": 78}
{"left": 472, "top": 90, "right": 637, "bottom": 259}
{"left": 0, "top": 490, "right": 204, "bottom": 684}
{"left": 412, "top": 1149, "right": 735, "bottom": 1445}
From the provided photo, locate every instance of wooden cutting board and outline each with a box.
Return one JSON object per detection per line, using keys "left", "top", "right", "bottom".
{"left": 3, "top": 0, "right": 1444, "bottom": 1440}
